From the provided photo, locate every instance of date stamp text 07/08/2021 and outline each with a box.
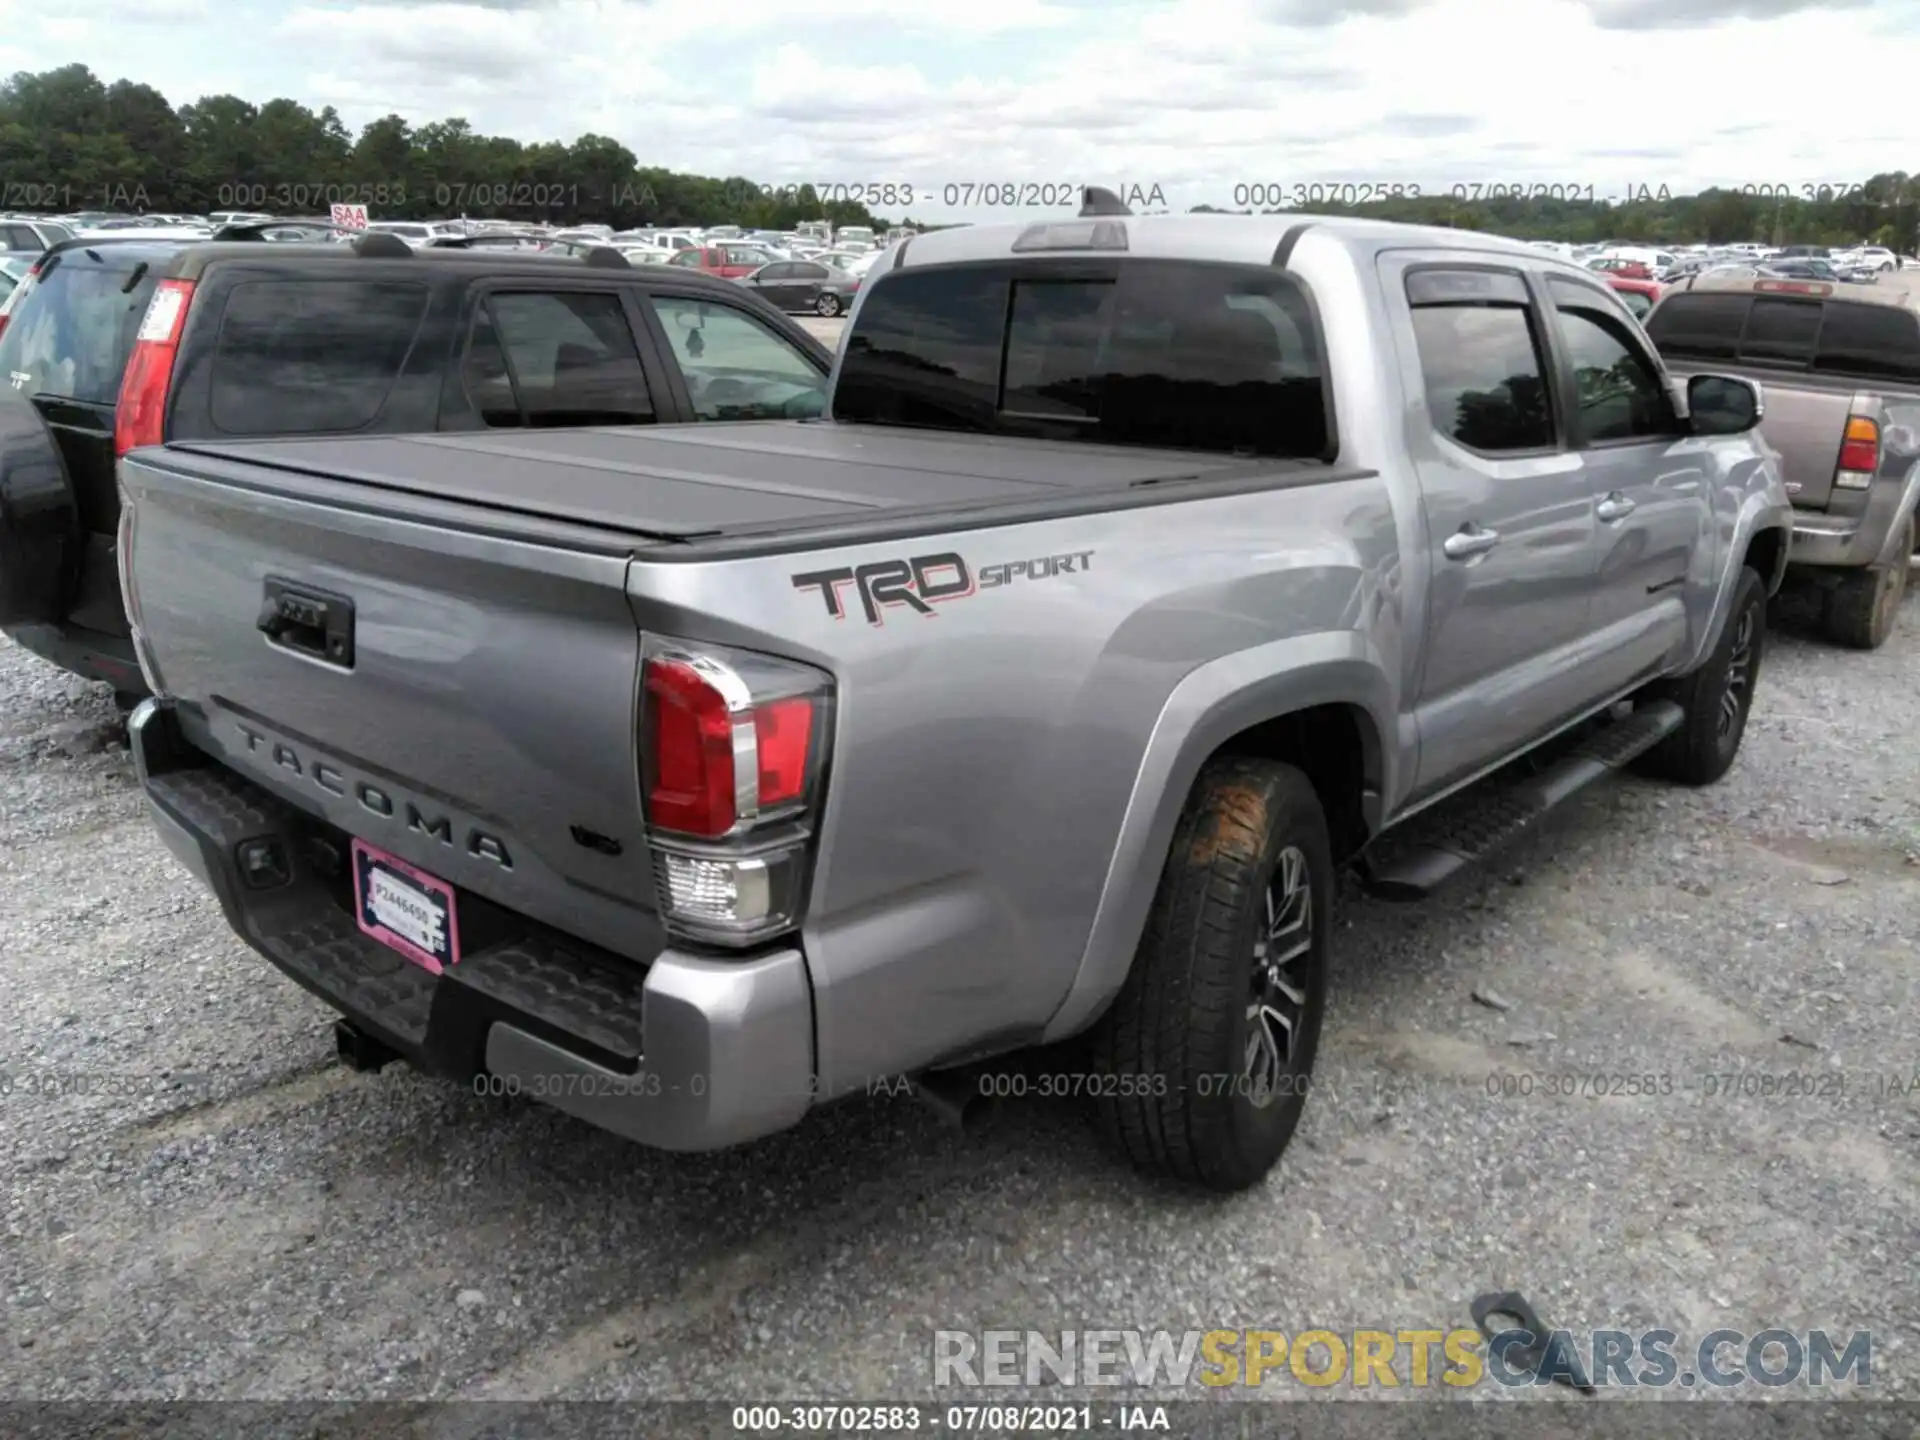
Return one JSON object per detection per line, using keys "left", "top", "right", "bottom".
{"left": 461, "top": 1065, "right": 1920, "bottom": 1107}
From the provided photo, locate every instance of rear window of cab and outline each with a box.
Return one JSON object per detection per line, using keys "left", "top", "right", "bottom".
{"left": 834, "top": 260, "right": 1333, "bottom": 460}
{"left": 1647, "top": 291, "right": 1920, "bottom": 381}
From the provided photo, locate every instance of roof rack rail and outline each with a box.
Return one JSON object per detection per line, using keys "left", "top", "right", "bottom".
{"left": 1079, "top": 186, "right": 1133, "bottom": 218}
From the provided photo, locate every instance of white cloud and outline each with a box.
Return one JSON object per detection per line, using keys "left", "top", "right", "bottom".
{"left": 35, "top": 17, "right": 96, "bottom": 42}
{"left": 7, "top": 0, "right": 1918, "bottom": 221}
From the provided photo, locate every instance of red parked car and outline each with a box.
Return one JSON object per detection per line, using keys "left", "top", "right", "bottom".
{"left": 667, "top": 243, "right": 778, "bottom": 280}
{"left": 1604, "top": 273, "right": 1663, "bottom": 320}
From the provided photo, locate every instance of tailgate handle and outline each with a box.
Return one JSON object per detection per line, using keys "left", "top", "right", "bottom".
{"left": 258, "top": 579, "right": 354, "bottom": 668}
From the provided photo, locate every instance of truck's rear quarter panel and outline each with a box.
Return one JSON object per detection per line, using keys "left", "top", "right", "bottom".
{"left": 630, "top": 476, "right": 1401, "bottom": 1094}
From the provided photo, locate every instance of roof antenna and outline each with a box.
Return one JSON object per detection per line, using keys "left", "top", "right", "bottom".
{"left": 1079, "top": 186, "right": 1132, "bottom": 218}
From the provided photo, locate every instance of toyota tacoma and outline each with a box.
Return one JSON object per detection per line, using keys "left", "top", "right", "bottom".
{"left": 117, "top": 196, "right": 1791, "bottom": 1190}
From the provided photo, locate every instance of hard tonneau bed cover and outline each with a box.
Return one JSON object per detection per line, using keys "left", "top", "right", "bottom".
{"left": 158, "top": 422, "right": 1352, "bottom": 553}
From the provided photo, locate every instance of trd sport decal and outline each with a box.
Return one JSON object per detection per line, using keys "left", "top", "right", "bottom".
{"left": 791, "top": 549, "right": 1095, "bottom": 625}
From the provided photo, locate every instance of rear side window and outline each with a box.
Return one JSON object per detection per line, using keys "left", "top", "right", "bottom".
{"left": 0, "top": 253, "right": 159, "bottom": 405}
{"left": 1814, "top": 303, "right": 1920, "bottom": 382}
{"left": 464, "top": 290, "right": 654, "bottom": 427}
{"left": 210, "top": 279, "right": 429, "bottom": 434}
{"left": 647, "top": 295, "right": 826, "bottom": 421}
{"left": 1405, "top": 270, "right": 1554, "bottom": 454}
{"left": 1644, "top": 293, "right": 1748, "bottom": 360}
{"left": 1740, "top": 298, "right": 1822, "bottom": 363}
{"left": 835, "top": 260, "right": 1330, "bottom": 458}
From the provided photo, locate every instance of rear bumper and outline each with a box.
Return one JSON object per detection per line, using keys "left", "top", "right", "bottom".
{"left": 1790, "top": 471, "right": 1920, "bottom": 570}
{"left": 129, "top": 698, "right": 816, "bottom": 1151}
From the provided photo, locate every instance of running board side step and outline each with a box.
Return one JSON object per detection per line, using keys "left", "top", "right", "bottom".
{"left": 1359, "top": 701, "right": 1684, "bottom": 902}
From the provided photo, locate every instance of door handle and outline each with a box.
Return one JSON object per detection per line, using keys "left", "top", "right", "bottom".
{"left": 1596, "top": 492, "right": 1637, "bottom": 522}
{"left": 1442, "top": 525, "right": 1501, "bottom": 560}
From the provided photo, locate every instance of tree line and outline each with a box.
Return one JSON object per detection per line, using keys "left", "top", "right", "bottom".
{"left": 3, "top": 63, "right": 1916, "bottom": 249}
{"left": 0, "top": 64, "right": 892, "bottom": 232}
{"left": 1199, "top": 178, "right": 1920, "bottom": 252}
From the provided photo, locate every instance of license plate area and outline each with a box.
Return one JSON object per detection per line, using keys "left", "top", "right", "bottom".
{"left": 352, "top": 839, "right": 460, "bottom": 974}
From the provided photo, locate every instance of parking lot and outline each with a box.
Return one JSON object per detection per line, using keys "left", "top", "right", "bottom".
{"left": 797, "top": 314, "right": 845, "bottom": 349}
{"left": 3, "top": 553, "right": 1916, "bottom": 1402}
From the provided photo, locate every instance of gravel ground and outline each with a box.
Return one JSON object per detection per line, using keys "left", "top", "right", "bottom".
{"left": 2, "top": 575, "right": 1917, "bottom": 1413}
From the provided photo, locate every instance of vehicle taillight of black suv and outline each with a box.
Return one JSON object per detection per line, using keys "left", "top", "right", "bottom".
{"left": 0, "top": 227, "right": 835, "bottom": 697}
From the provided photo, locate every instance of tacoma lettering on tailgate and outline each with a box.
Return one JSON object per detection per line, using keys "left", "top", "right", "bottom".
{"left": 791, "top": 549, "right": 1094, "bottom": 624}
{"left": 234, "top": 722, "right": 514, "bottom": 869}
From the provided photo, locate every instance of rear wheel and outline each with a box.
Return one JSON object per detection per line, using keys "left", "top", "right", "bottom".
{"left": 815, "top": 292, "right": 842, "bottom": 317}
{"left": 1086, "top": 757, "right": 1331, "bottom": 1191}
{"left": 1823, "top": 514, "right": 1911, "bottom": 650}
{"left": 1636, "top": 565, "right": 1765, "bottom": 786}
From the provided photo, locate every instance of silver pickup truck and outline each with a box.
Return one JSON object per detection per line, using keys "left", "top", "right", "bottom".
{"left": 117, "top": 202, "right": 1792, "bottom": 1191}
{"left": 1647, "top": 272, "right": 1920, "bottom": 649}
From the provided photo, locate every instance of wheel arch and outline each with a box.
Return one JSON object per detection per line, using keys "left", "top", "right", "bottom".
{"left": 1040, "top": 635, "right": 1397, "bottom": 1043}
{"left": 1740, "top": 522, "right": 1790, "bottom": 597}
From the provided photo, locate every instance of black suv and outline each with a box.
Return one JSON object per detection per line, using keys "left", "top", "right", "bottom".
{"left": 0, "top": 229, "right": 834, "bottom": 695}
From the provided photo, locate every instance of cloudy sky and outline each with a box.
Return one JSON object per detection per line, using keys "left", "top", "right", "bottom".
{"left": 6, "top": 0, "right": 1919, "bottom": 222}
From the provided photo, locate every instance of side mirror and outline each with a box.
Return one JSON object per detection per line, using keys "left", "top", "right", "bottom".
{"left": 1687, "top": 374, "right": 1763, "bottom": 436}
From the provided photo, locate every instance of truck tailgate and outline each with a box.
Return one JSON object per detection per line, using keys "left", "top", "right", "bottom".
{"left": 120, "top": 449, "right": 663, "bottom": 964}
{"left": 1750, "top": 379, "right": 1855, "bottom": 509}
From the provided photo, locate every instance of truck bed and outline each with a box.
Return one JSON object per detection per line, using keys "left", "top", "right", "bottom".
{"left": 160, "top": 421, "right": 1343, "bottom": 557}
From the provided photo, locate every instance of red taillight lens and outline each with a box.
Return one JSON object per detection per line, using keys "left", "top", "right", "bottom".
{"left": 753, "top": 696, "right": 813, "bottom": 807}
{"left": 643, "top": 657, "right": 739, "bottom": 837}
{"left": 113, "top": 278, "right": 194, "bottom": 457}
{"left": 638, "top": 638, "right": 831, "bottom": 943}
{"left": 640, "top": 658, "right": 823, "bottom": 837}
{"left": 1838, "top": 416, "right": 1879, "bottom": 473}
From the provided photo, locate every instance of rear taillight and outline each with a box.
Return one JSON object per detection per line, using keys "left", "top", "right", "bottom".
{"left": 639, "top": 636, "right": 832, "bottom": 947}
{"left": 1835, "top": 415, "right": 1879, "bottom": 490}
{"left": 113, "top": 278, "right": 194, "bottom": 457}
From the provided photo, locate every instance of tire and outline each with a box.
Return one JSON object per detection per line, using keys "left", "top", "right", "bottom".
{"left": 1823, "top": 512, "right": 1911, "bottom": 650}
{"left": 1636, "top": 565, "right": 1765, "bottom": 786}
{"left": 815, "top": 292, "right": 842, "bottom": 317}
{"left": 1086, "top": 757, "right": 1332, "bottom": 1192}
